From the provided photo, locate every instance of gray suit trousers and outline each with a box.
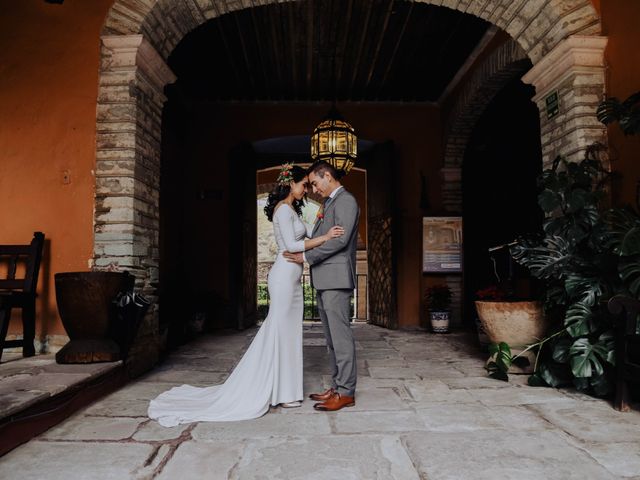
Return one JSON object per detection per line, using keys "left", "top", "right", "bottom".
{"left": 317, "top": 289, "right": 356, "bottom": 396}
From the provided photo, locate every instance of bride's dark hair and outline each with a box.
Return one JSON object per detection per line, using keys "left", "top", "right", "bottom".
{"left": 264, "top": 165, "right": 307, "bottom": 222}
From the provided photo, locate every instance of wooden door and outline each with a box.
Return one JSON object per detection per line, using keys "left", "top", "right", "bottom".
{"left": 228, "top": 143, "right": 257, "bottom": 330}
{"left": 366, "top": 141, "right": 398, "bottom": 329}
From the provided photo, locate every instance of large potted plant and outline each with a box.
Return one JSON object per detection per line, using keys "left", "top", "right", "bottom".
{"left": 498, "top": 92, "right": 640, "bottom": 394}
{"left": 474, "top": 288, "right": 548, "bottom": 353}
{"left": 425, "top": 284, "right": 452, "bottom": 333}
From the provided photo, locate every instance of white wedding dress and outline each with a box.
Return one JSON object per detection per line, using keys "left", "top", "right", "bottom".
{"left": 148, "top": 204, "right": 307, "bottom": 427}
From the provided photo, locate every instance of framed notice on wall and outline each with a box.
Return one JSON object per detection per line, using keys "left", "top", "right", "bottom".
{"left": 423, "top": 217, "right": 463, "bottom": 273}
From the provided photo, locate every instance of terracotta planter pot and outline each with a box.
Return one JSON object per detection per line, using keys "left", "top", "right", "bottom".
{"left": 475, "top": 300, "right": 549, "bottom": 348}
{"left": 55, "top": 271, "right": 134, "bottom": 364}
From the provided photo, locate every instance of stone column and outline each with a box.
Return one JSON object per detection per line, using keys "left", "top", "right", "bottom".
{"left": 439, "top": 167, "right": 462, "bottom": 327}
{"left": 522, "top": 35, "right": 608, "bottom": 167}
{"left": 95, "top": 34, "right": 176, "bottom": 376}
{"left": 441, "top": 166, "right": 462, "bottom": 213}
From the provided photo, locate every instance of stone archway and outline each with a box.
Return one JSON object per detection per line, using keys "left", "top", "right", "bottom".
{"left": 441, "top": 39, "right": 532, "bottom": 213}
{"left": 95, "top": 0, "right": 606, "bottom": 368}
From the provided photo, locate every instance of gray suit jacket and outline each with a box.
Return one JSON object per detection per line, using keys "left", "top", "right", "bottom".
{"left": 306, "top": 187, "right": 360, "bottom": 291}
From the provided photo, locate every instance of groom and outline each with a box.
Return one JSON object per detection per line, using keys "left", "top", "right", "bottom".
{"left": 284, "top": 160, "right": 360, "bottom": 411}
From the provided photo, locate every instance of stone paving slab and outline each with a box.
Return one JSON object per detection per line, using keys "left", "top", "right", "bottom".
{"left": 0, "top": 389, "right": 49, "bottom": 418}
{"left": 191, "top": 410, "right": 332, "bottom": 440}
{"left": 0, "top": 441, "right": 158, "bottom": 480}
{"left": 155, "top": 440, "right": 245, "bottom": 480}
{"left": 415, "top": 403, "right": 505, "bottom": 432}
{"left": 572, "top": 442, "right": 640, "bottom": 478}
{"left": 332, "top": 410, "right": 428, "bottom": 434}
{"left": 42, "top": 415, "right": 143, "bottom": 441}
{"left": 138, "top": 369, "right": 227, "bottom": 385}
{"left": 2, "top": 324, "right": 640, "bottom": 479}
{"left": 530, "top": 401, "right": 640, "bottom": 442}
{"left": 82, "top": 393, "right": 153, "bottom": 417}
{"left": 133, "top": 419, "right": 189, "bottom": 442}
{"left": 0, "top": 355, "right": 122, "bottom": 418}
{"left": 402, "top": 430, "right": 620, "bottom": 480}
{"left": 469, "top": 384, "right": 579, "bottom": 407}
{"left": 0, "top": 355, "right": 119, "bottom": 379}
{"left": 404, "top": 379, "right": 479, "bottom": 404}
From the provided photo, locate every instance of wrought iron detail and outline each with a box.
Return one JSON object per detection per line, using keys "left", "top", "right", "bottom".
{"left": 367, "top": 214, "right": 397, "bottom": 329}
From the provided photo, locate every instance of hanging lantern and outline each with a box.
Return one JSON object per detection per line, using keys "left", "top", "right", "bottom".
{"left": 310, "top": 106, "right": 357, "bottom": 175}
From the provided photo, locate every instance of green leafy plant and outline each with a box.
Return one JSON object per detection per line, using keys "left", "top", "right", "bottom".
{"left": 503, "top": 91, "right": 640, "bottom": 395}
{"left": 596, "top": 92, "right": 640, "bottom": 136}
{"left": 509, "top": 149, "right": 617, "bottom": 395}
{"left": 486, "top": 342, "right": 513, "bottom": 381}
{"left": 425, "top": 284, "right": 452, "bottom": 312}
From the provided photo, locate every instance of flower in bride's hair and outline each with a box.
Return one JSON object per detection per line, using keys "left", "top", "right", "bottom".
{"left": 277, "top": 162, "right": 294, "bottom": 185}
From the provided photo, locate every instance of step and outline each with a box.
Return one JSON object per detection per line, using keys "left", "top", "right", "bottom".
{"left": 0, "top": 354, "right": 126, "bottom": 456}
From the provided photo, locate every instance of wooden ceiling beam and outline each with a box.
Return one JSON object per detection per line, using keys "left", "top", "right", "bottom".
{"left": 335, "top": 0, "right": 355, "bottom": 99}
{"left": 348, "top": 0, "right": 374, "bottom": 98}
{"left": 287, "top": 2, "right": 299, "bottom": 100}
{"left": 268, "top": 2, "right": 284, "bottom": 99}
{"left": 249, "top": 0, "right": 271, "bottom": 100}
{"left": 363, "top": 0, "right": 395, "bottom": 95}
{"left": 306, "top": 0, "right": 314, "bottom": 99}
{"left": 233, "top": 12, "right": 256, "bottom": 99}
{"left": 210, "top": 5, "right": 241, "bottom": 100}
{"left": 402, "top": 7, "right": 437, "bottom": 102}
{"left": 376, "top": 1, "right": 413, "bottom": 100}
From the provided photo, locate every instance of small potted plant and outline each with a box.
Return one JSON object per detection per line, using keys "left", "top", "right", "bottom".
{"left": 425, "top": 284, "right": 452, "bottom": 333}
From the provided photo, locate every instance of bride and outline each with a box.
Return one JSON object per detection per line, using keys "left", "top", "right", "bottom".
{"left": 148, "top": 163, "right": 344, "bottom": 426}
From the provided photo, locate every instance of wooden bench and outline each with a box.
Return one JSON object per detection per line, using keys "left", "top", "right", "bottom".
{"left": 608, "top": 295, "right": 640, "bottom": 411}
{"left": 0, "top": 232, "right": 45, "bottom": 361}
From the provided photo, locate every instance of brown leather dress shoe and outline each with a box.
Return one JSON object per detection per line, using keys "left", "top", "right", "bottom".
{"left": 309, "top": 387, "right": 335, "bottom": 402}
{"left": 313, "top": 392, "right": 355, "bottom": 411}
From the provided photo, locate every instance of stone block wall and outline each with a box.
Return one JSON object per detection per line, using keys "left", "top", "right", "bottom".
{"left": 95, "top": 35, "right": 175, "bottom": 376}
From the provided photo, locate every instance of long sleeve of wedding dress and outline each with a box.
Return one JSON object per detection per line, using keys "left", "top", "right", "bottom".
{"left": 148, "top": 204, "right": 305, "bottom": 426}
{"left": 274, "top": 205, "right": 305, "bottom": 252}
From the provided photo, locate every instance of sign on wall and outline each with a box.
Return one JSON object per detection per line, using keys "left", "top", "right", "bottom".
{"left": 545, "top": 90, "right": 559, "bottom": 119}
{"left": 422, "top": 217, "right": 463, "bottom": 273}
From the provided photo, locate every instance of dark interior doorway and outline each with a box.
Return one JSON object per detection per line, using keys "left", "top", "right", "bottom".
{"left": 462, "top": 77, "right": 544, "bottom": 324}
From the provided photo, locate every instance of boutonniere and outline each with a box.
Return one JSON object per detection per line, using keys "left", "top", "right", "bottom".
{"left": 316, "top": 206, "right": 325, "bottom": 222}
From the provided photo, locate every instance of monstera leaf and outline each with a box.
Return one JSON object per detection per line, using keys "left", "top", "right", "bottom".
{"left": 603, "top": 207, "right": 640, "bottom": 298}
{"left": 564, "top": 302, "right": 594, "bottom": 337}
{"left": 511, "top": 235, "right": 573, "bottom": 281}
{"left": 552, "top": 336, "right": 572, "bottom": 363}
{"left": 486, "top": 342, "right": 512, "bottom": 381}
{"left": 597, "top": 92, "right": 640, "bottom": 136}
{"left": 569, "top": 336, "right": 611, "bottom": 378}
{"left": 605, "top": 207, "right": 640, "bottom": 255}
{"left": 619, "top": 257, "right": 640, "bottom": 299}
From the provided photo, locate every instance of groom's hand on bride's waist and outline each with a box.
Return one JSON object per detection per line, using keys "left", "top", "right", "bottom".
{"left": 283, "top": 251, "right": 304, "bottom": 264}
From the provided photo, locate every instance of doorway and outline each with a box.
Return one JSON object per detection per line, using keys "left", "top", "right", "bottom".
{"left": 462, "top": 78, "right": 544, "bottom": 323}
{"left": 256, "top": 164, "right": 369, "bottom": 323}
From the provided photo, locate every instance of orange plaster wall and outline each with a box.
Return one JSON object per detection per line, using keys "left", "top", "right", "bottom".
{"left": 597, "top": 0, "right": 640, "bottom": 207}
{"left": 174, "top": 103, "right": 442, "bottom": 327}
{"left": 0, "top": 0, "right": 113, "bottom": 340}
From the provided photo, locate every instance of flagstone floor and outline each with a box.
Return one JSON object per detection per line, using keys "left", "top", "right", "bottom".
{"left": 1, "top": 323, "right": 639, "bottom": 479}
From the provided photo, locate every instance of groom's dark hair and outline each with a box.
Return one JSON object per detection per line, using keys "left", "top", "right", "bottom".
{"left": 308, "top": 160, "right": 342, "bottom": 180}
